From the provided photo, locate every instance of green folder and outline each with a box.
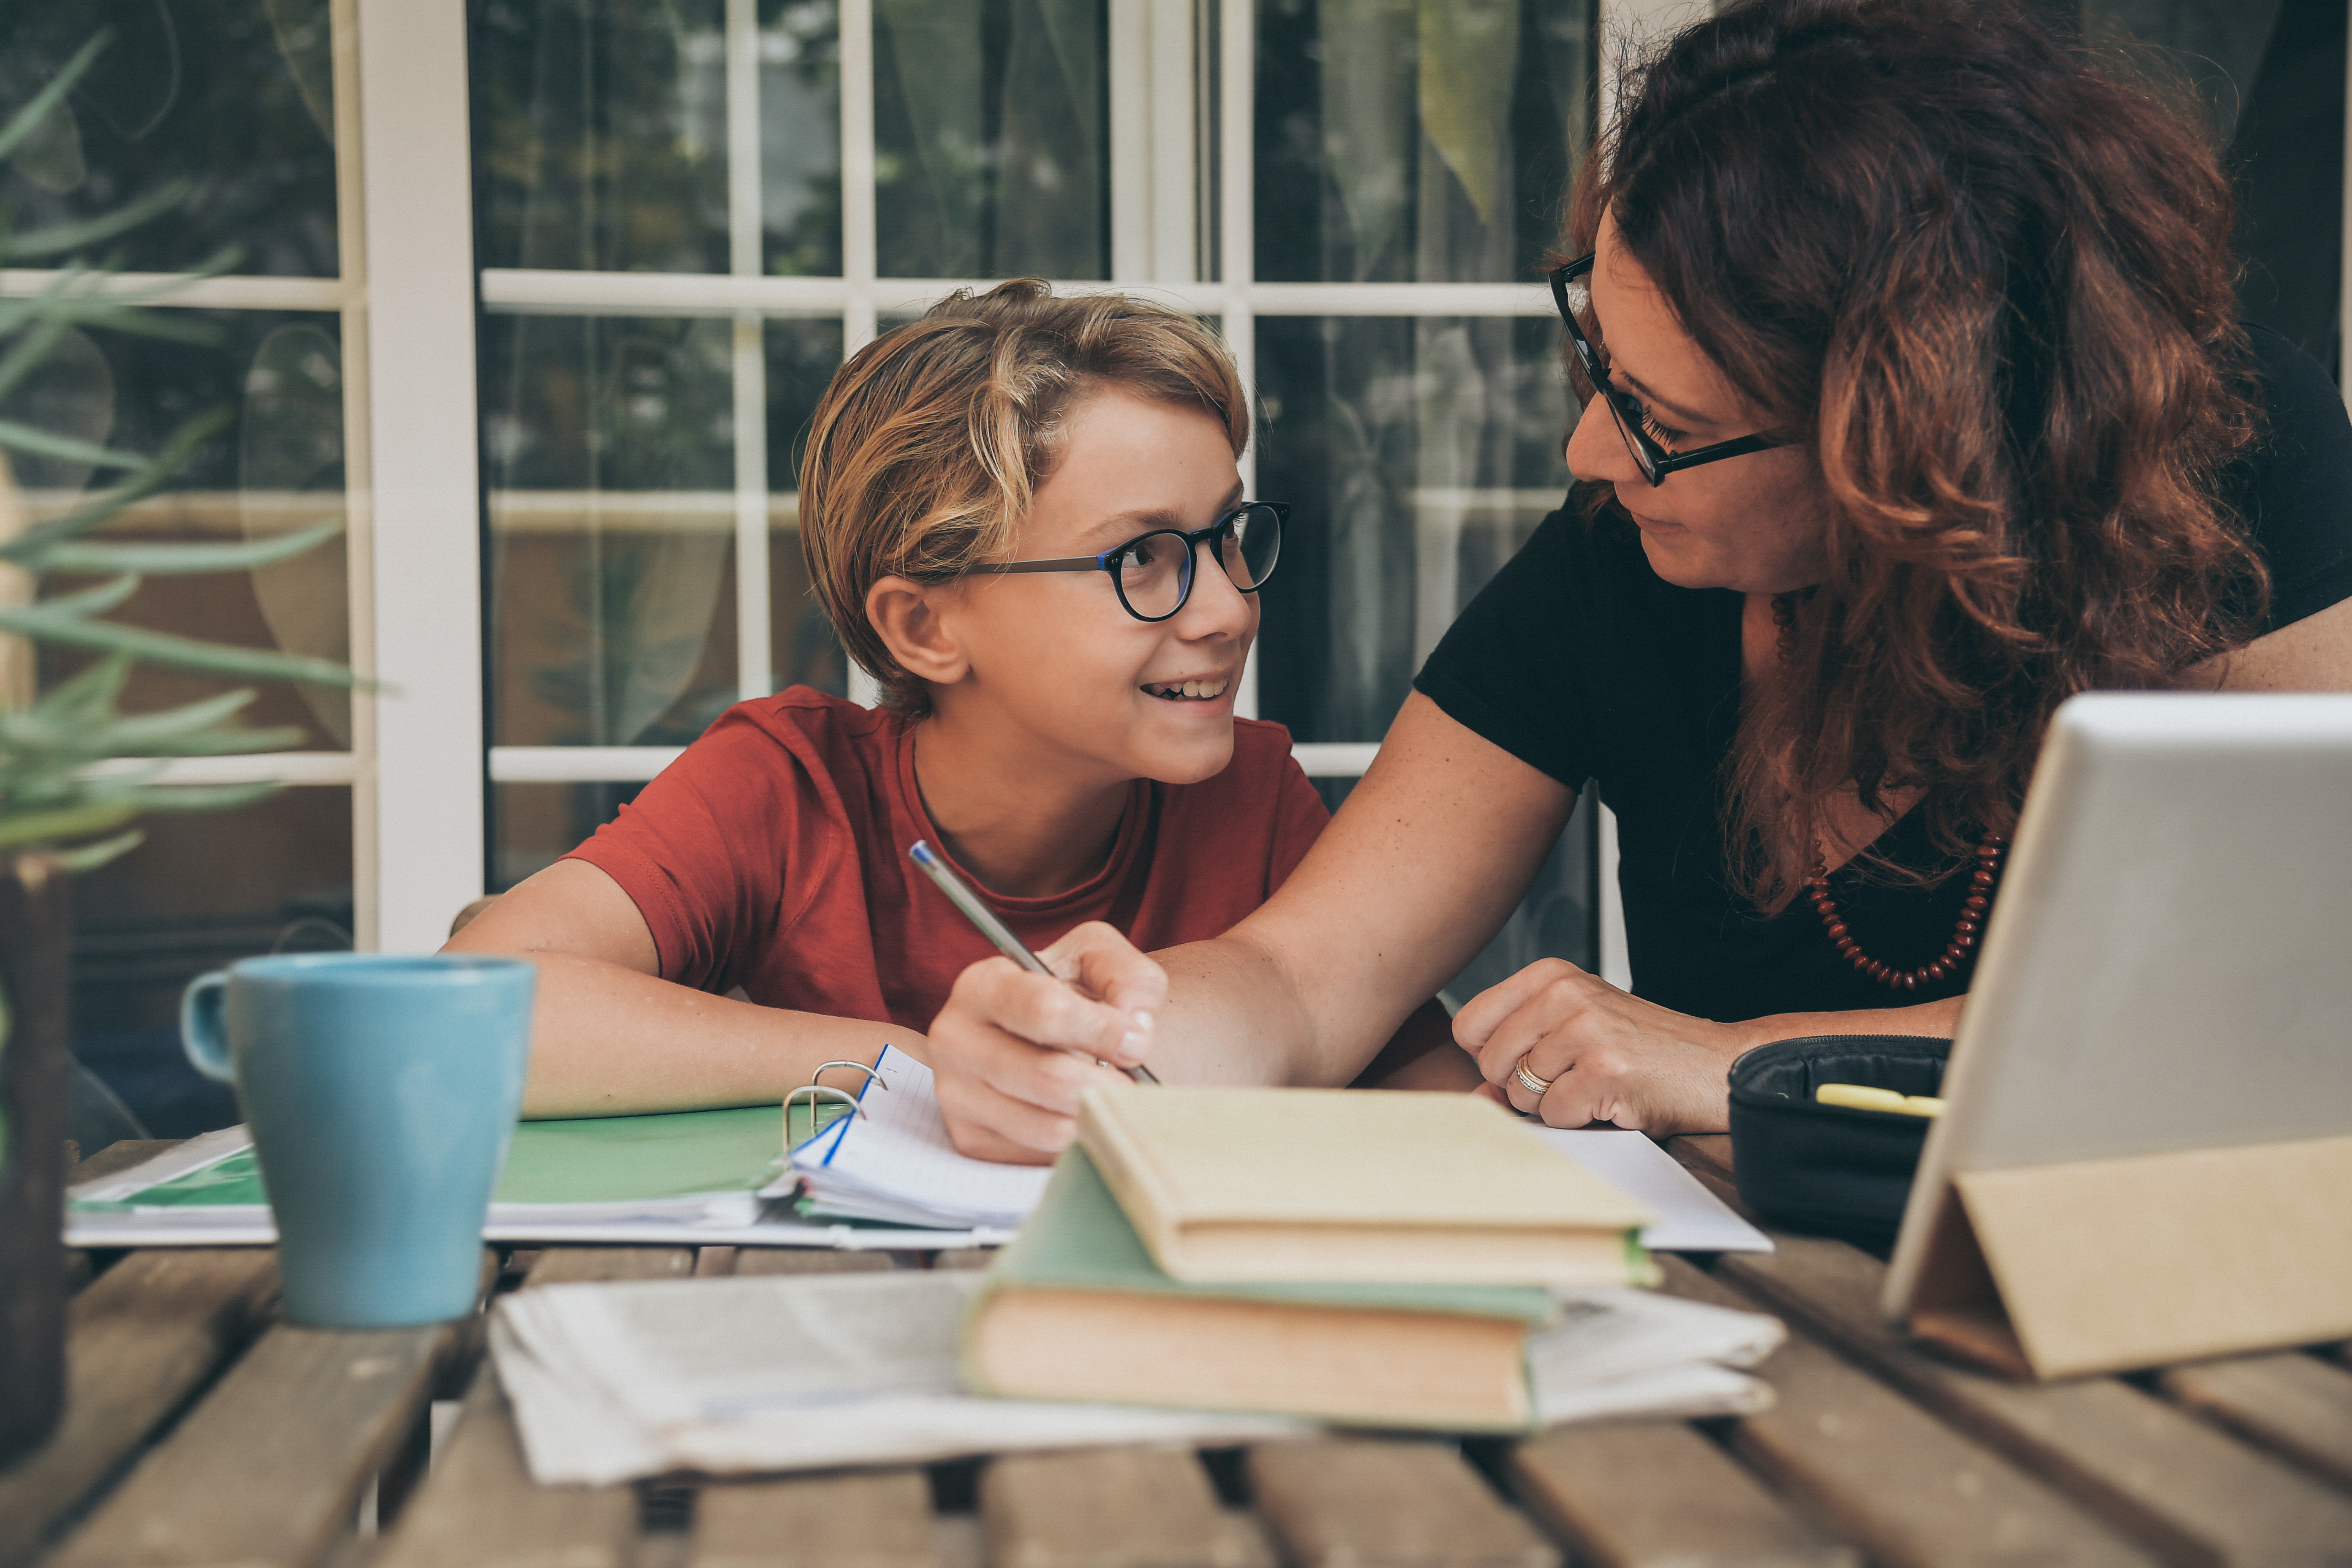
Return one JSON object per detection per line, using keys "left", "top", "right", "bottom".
{"left": 73, "top": 1104, "right": 794, "bottom": 1213}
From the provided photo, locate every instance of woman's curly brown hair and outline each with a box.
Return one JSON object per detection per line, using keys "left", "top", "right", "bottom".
{"left": 1566, "top": 0, "right": 2269, "bottom": 912}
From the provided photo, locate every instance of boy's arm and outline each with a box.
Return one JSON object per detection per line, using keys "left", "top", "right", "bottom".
{"left": 444, "top": 859, "right": 925, "bottom": 1117}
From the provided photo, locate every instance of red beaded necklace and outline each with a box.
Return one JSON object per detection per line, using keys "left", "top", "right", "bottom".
{"left": 1771, "top": 592, "right": 2006, "bottom": 992}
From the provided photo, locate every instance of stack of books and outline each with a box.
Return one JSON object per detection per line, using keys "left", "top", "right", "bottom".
{"left": 963, "top": 1087, "right": 1780, "bottom": 1431}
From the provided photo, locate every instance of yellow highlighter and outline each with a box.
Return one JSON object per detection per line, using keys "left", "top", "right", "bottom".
{"left": 1816, "top": 1083, "right": 1946, "bottom": 1117}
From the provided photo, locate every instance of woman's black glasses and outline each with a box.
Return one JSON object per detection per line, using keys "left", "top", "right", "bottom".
{"left": 1549, "top": 253, "right": 1795, "bottom": 484}
{"left": 969, "top": 502, "right": 1287, "bottom": 623}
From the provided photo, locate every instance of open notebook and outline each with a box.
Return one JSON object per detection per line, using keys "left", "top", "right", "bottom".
{"left": 789, "top": 1045, "right": 1054, "bottom": 1228}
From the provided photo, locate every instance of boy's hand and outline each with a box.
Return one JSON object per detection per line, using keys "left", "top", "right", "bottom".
{"left": 929, "top": 920, "right": 1166, "bottom": 1163}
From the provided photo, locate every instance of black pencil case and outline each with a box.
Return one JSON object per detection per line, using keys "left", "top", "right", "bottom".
{"left": 1726, "top": 1034, "right": 1952, "bottom": 1257}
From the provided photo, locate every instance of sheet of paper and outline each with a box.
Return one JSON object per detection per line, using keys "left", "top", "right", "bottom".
{"left": 791, "top": 1044, "right": 1053, "bottom": 1228}
{"left": 490, "top": 1268, "right": 1785, "bottom": 1485}
{"left": 1532, "top": 1128, "right": 1772, "bottom": 1252}
{"left": 493, "top": 1270, "right": 1309, "bottom": 1485}
{"left": 1530, "top": 1285, "right": 1783, "bottom": 1390}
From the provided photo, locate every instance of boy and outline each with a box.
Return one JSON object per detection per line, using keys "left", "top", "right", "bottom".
{"left": 449, "top": 281, "right": 1461, "bottom": 1114}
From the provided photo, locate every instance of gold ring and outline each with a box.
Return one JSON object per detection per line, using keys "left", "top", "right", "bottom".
{"left": 1512, "top": 1057, "right": 1554, "bottom": 1098}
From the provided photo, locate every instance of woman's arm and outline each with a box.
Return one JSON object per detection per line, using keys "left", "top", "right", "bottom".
{"left": 1451, "top": 962, "right": 1957, "bottom": 1129}
{"left": 444, "top": 860, "right": 924, "bottom": 1117}
{"left": 2199, "top": 595, "right": 2352, "bottom": 691}
{"left": 927, "top": 693, "right": 1576, "bottom": 1158}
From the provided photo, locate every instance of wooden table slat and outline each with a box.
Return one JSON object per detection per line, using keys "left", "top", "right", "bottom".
{"left": 2157, "top": 1351, "right": 2352, "bottom": 1494}
{"left": 983, "top": 1445, "right": 1267, "bottom": 1568}
{"left": 693, "top": 1469, "right": 939, "bottom": 1568}
{"left": 929, "top": 1248, "right": 996, "bottom": 1271}
{"left": 731, "top": 1248, "right": 898, "bottom": 1277}
{"left": 1660, "top": 1258, "right": 2156, "bottom": 1568}
{"left": 524, "top": 1246, "right": 696, "bottom": 1286}
{"left": 1247, "top": 1439, "right": 1558, "bottom": 1568}
{"left": 1717, "top": 1237, "right": 2352, "bottom": 1565}
{"left": 0, "top": 1248, "right": 279, "bottom": 1568}
{"left": 1661, "top": 1135, "right": 1736, "bottom": 1186}
{"left": 370, "top": 1361, "right": 639, "bottom": 1568}
{"left": 45, "top": 1319, "right": 458, "bottom": 1568}
{"left": 1508, "top": 1422, "right": 1858, "bottom": 1568}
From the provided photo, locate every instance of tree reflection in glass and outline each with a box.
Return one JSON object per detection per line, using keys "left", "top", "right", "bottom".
{"left": 481, "top": 315, "right": 739, "bottom": 751}
{"left": 0, "top": 0, "right": 339, "bottom": 276}
{"left": 471, "top": 0, "right": 844, "bottom": 276}
{"left": 873, "top": 0, "right": 1108, "bottom": 280}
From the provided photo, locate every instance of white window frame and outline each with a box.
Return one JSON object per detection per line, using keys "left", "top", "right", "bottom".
{"left": 17, "top": 0, "right": 2341, "bottom": 975}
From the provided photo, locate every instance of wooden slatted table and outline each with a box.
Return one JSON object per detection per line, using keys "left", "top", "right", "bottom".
{"left": 10, "top": 1137, "right": 2352, "bottom": 1568}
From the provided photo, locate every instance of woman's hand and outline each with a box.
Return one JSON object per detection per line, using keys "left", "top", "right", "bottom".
{"left": 928, "top": 921, "right": 1167, "bottom": 1164}
{"left": 1453, "top": 958, "right": 1753, "bottom": 1134}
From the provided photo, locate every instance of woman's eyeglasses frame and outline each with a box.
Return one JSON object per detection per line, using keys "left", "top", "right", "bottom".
{"left": 966, "top": 501, "right": 1289, "bottom": 624}
{"left": 1549, "top": 253, "right": 1796, "bottom": 485}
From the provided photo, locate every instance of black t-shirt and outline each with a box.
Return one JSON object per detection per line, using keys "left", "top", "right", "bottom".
{"left": 1414, "top": 324, "right": 2352, "bottom": 1022}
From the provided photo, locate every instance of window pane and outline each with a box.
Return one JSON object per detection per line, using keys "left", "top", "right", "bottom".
{"left": 874, "top": 0, "right": 1110, "bottom": 279}
{"left": 483, "top": 314, "right": 740, "bottom": 747}
{"left": 73, "top": 788, "right": 355, "bottom": 1138}
{"left": 0, "top": 0, "right": 340, "bottom": 276}
{"left": 1255, "top": 0, "right": 1597, "bottom": 284}
{"left": 493, "top": 780, "right": 642, "bottom": 891}
{"left": 1253, "top": 315, "right": 1572, "bottom": 743}
{"left": 19, "top": 311, "right": 352, "bottom": 751}
{"left": 472, "top": 0, "right": 844, "bottom": 277}
{"left": 472, "top": 0, "right": 733, "bottom": 274}
{"left": 761, "top": 0, "right": 847, "bottom": 276}
{"left": 766, "top": 317, "right": 851, "bottom": 696}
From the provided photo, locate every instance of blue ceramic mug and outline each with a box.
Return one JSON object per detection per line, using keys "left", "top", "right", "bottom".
{"left": 182, "top": 953, "right": 536, "bottom": 1328}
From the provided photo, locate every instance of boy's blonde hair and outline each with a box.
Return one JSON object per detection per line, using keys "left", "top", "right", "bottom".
{"left": 798, "top": 280, "right": 1250, "bottom": 716}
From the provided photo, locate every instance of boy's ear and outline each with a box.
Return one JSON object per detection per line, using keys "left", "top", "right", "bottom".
{"left": 866, "top": 576, "right": 970, "bottom": 689}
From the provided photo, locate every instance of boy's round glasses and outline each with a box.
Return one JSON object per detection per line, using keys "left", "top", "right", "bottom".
{"left": 1549, "top": 253, "right": 1796, "bottom": 485}
{"left": 970, "top": 502, "right": 1287, "bottom": 623}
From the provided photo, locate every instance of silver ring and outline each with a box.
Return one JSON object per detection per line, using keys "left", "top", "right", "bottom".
{"left": 1512, "top": 1057, "right": 1554, "bottom": 1098}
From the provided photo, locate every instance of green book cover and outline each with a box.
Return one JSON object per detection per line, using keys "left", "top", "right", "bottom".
{"left": 71, "top": 1104, "right": 789, "bottom": 1211}
{"left": 977, "top": 1146, "right": 1560, "bottom": 1323}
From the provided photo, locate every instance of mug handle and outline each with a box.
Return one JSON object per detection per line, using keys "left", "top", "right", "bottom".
{"left": 182, "top": 971, "right": 235, "bottom": 1083}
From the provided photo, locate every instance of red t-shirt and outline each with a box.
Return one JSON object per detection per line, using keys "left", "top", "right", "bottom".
{"left": 565, "top": 689, "right": 1330, "bottom": 1030}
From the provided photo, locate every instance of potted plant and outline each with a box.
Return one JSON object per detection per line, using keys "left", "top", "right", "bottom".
{"left": 0, "top": 35, "right": 355, "bottom": 1464}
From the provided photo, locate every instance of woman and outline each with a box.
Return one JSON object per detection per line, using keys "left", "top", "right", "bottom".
{"left": 923, "top": 0, "right": 2352, "bottom": 1160}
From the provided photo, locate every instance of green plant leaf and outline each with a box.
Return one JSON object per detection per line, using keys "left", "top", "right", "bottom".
{"left": 0, "top": 34, "right": 108, "bottom": 166}
{"left": 0, "top": 311, "right": 79, "bottom": 408}
{"left": 48, "top": 827, "right": 143, "bottom": 871}
{"left": 60, "top": 686, "right": 258, "bottom": 744}
{"left": 34, "top": 516, "right": 344, "bottom": 576}
{"left": 86, "top": 723, "right": 306, "bottom": 759}
{"left": 0, "top": 415, "right": 149, "bottom": 470}
{"left": 0, "top": 604, "right": 362, "bottom": 687}
{"left": 23, "top": 574, "right": 143, "bottom": 620}
{"left": 122, "top": 781, "right": 282, "bottom": 814}
{"left": 0, "top": 411, "right": 234, "bottom": 558}
{"left": 25, "top": 651, "right": 133, "bottom": 723}
{"left": 0, "top": 798, "right": 144, "bottom": 852}
{"left": 0, "top": 181, "right": 191, "bottom": 262}
{"left": 0, "top": 686, "right": 289, "bottom": 757}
